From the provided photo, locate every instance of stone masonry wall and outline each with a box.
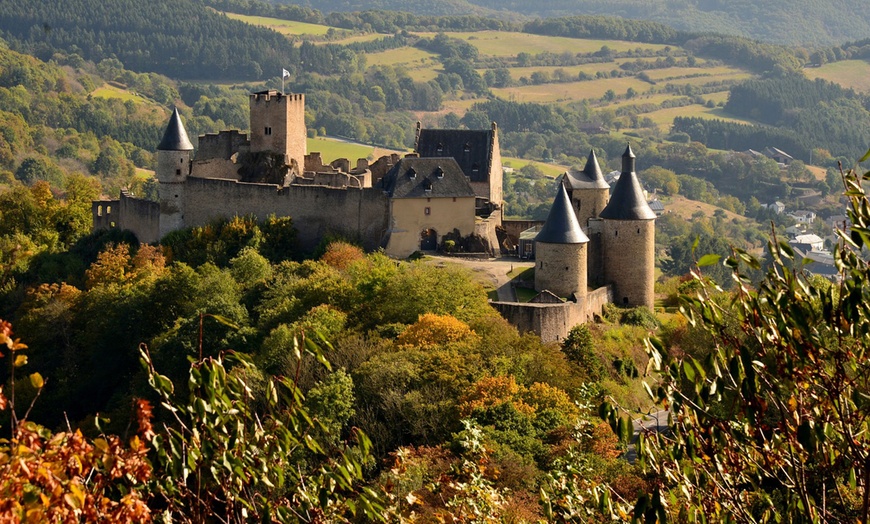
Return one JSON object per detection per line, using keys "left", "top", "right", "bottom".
{"left": 182, "top": 176, "right": 389, "bottom": 252}
{"left": 572, "top": 188, "right": 608, "bottom": 234}
{"left": 118, "top": 191, "right": 160, "bottom": 244}
{"left": 602, "top": 219, "right": 655, "bottom": 308}
{"left": 534, "top": 242, "right": 587, "bottom": 298}
{"left": 195, "top": 130, "right": 248, "bottom": 161}
{"left": 491, "top": 285, "right": 613, "bottom": 343}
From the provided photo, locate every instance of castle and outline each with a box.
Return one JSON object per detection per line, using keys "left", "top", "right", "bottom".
{"left": 92, "top": 89, "right": 655, "bottom": 342}
{"left": 92, "top": 90, "right": 502, "bottom": 257}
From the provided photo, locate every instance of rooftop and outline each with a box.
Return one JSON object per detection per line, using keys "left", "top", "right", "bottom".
{"left": 383, "top": 157, "right": 474, "bottom": 199}
{"left": 535, "top": 182, "right": 588, "bottom": 244}
{"left": 157, "top": 108, "right": 194, "bottom": 151}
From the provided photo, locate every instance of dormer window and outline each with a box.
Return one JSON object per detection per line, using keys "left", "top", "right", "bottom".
{"left": 435, "top": 166, "right": 444, "bottom": 179}
{"left": 471, "top": 163, "right": 480, "bottom": 173}
{"left": 436, "top": 143, "right": 443, "bottom": 153}
{"left": 464, "top": 143, "right": 471, "bottom": 152}
{"left": 408, "top": 168, "right": 417, "bottom": 179}
{"left": 424, "top": 180, "right": 433, "bottom": 191}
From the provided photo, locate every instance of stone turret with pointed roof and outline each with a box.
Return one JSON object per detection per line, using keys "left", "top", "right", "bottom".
{"left": 157, "top": 108, "right": 194, "bottom": 151}
{"left": 599, "top": 144, "right": 656, "bottom": 221}
{"left": 563, "top": 149, "right": 610, "bottom": 231}
{"left": 156, "top": 108, "right": 193, "bottom": 239}
{"left": 535, "top": 180, "right": 589, "bottom": 298}
{"left": 599, "top": 143, "right": 656, "bottom": 308}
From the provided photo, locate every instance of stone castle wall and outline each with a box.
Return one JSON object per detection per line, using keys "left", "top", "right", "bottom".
{"left": 534, "top": 242, "right": 587, "bottom": 297}
{"left": 92, "top": 199, "right": 120, "bottom": 231}
{"left": 183, "top": 176, "right": 389, "bottom": 252}
{"left": 119, "top": 191, "right": 160, "bottom": 244}
{"left": 602, "top": 219, "right": 655, "bottom": 308}
{"left": 195, "top": 130, "right": 248, "bottom": 161}
{"left": 572, "top": 188, "right": 608, "bottom": 234}
{"left": 491, "top": 285, "right": 613, "bottom": 343}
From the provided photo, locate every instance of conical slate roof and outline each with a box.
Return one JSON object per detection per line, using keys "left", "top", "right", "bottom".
{"left": 536, "top": 181, "right": 589, "bottom": 244}
{"left": 157, "top": 108, "right": 194, "bottom": 151}
{"left": 599, "top": 144, "right": 656, "bottom": 220}
{"left": 564, "top": 150, "right": 609, "bottom": 190}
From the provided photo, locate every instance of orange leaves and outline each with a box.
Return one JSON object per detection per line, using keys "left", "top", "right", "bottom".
{"left": 0, "top": 423, "right": 152, "bottom": 522}
{"left": 84, "top": 243, "right": 167, "bottom": 289}
{"left": 397, "top": 313, "right": 478, "bottom": 348}
{"left": 320, "top": 241, "right": 365, "bottom": 271}
{"left": 134, "top": 398, "right": 155, "bottom": 440}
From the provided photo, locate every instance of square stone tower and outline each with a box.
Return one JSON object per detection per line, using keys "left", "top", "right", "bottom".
{"left": 249, "top": 90, "right": 307, "bottom": 170}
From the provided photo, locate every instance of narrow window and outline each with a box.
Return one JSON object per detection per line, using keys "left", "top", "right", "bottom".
{"left": 615, "top": 230, "right": 618, "bottom": 237}
{"left": 106, "top": 206, "right": 111, "bottom": 214}
{"left": 176, "top": 169, "right": 181, "bottom": 175}
{"left": 180, "top": 158, "right": 184, "bottom": 163}
{"left": 265, "top": 127, "right": 273, "bottom": 135}
{"left": 452, "top": 197, "right": 456, "bottom": 202}
{"left": 425, "top": 207, "right": 431, "bottom": 215}
{"left": 97, "top": 206, "right": 102, "bottom": 217}
{"left": 110, "top": 221, "right": 116, "bottom": 228}
{"left": 623, "top": 297, "right": 629, "bottom": 305}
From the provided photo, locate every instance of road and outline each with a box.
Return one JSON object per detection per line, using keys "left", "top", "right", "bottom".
{"left": 625, "top": 409, "right": 670, "bottom": 463}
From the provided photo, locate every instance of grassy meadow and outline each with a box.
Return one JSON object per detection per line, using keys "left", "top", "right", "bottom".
{"left": 222, "top": 13, "right": 333, "bottom": 36}
{"left": 804, "top": 60, "right": 870, "bottom": 94}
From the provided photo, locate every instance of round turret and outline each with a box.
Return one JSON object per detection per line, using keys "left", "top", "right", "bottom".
{"left": 534, "top": 181, "right": 589, "bottom": 298}
{"left": 599, "top": 144, "right": 656, "bottom": 308}
{"left": 562, "top": 149, "right": 609, "bottom": 232}
{"left": 157, "top": 108, "right": 193, "bottom": 238}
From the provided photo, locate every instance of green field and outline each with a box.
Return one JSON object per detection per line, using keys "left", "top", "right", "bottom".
{"left": 492, "top": 76, "right": 654, "bottom": 104}
{"left": 223, "top": 12, "right": 333, "bottom": 36}
{"left": 644, "top": 105, "right": 754, "bottom": 131}
{"left": 503, "top": 157, "right": 567, "bottom": 178}
{"left": 307, "top": 137, "right": 375, "bottom": 163}
{"left": 426, "top": 31, "right": 669, "bottom": 57}
{"left": 805, "top": 60, "right": 870, "bottom": 94}
{"left": 366, "top": 47, "right": 440, "bottom": 81}
{"left": 91, "top": 84, "right": 151, "bottom": 103}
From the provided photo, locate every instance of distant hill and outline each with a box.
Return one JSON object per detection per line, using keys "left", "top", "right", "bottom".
{"left": 0, "top": 0, "right": 300, "bottom": 80}
{"left": 275, "top": 0, "right": 870, "bottom": 46}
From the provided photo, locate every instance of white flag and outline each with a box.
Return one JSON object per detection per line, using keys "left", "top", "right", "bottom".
{"left": 282, "top": 68, "right": 291, "bottom": 78}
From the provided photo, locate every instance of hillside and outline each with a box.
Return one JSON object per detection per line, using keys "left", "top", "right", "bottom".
{"left": 0, "top": 0, "right": 298, "bottom": 80}
{"left": 271, "top": 0, "right": 870, "bottom": 46}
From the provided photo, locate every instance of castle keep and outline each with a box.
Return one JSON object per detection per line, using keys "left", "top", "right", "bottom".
{"left": 92, "top": 90, "right": 502, "bottom": 257}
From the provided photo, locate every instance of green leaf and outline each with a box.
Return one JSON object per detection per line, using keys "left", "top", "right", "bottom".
{"left": 29, "top": 372, "right": 44, "bottom": 389}
{"left": 209, "top": 314, "right": 240, "bottom": 330}
{"left": 697, "top": 253, "right": 721, "bottom": 267}
{"left": 860, "top": 147, "right": 870, "bottom": 163}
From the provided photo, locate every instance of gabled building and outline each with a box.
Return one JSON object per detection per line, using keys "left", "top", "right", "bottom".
{"left": 415, "top": 122, "right": 503, "bottom": 214}
{"left": 381, "top": 157, "right": 476, "bottom": 255}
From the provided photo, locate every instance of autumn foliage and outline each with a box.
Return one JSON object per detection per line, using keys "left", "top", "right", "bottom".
{"left": 396, "top": 313, "right": 478, "bottom": 348}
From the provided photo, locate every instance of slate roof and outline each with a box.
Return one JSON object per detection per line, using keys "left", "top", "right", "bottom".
{"left": 564, "top": 150, "right": 609, "bottom": 190}
{"left": 599, "top": 145, "right": 657, "bottom": 220}
{"left": 383, "top": 157, "right": 475, "bottom": 199}
{"left": 157, "top": 108, "right": 194, "bottom": 151}
{"left": 535, "top": 182, "right": 589, "bottom": 244}
{"left": 416, "top": 128, "right": 493, "bottom": 183}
